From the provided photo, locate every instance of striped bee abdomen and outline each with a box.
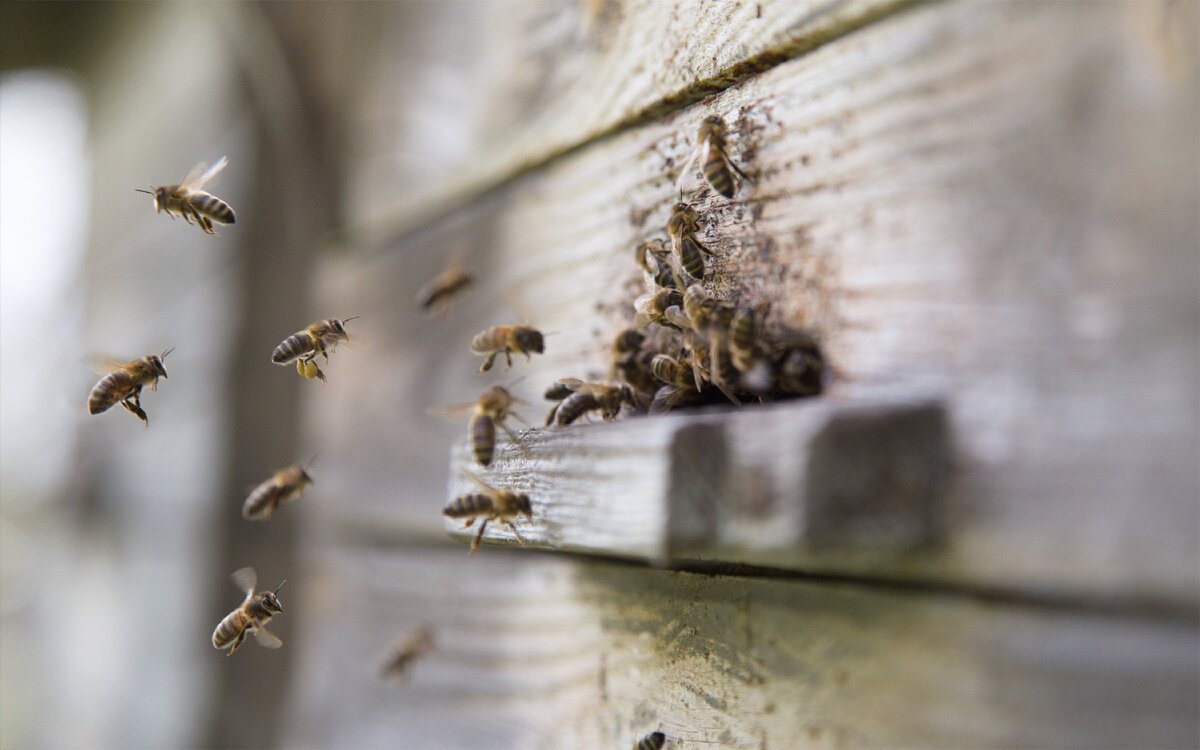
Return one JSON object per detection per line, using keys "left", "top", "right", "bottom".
{"left": 678, "top": 236, "right": 708, "bottom": 281}
{"left": 556, "top": 392, "right": 599, "bottom": 426}
{"left": 469, "top": 327, "right": 499, "bottom": 353}
{"left": 469, "top": 413, "right": 496, "bottom": 466}
{"left": 87, "top": 371, "right": 135, "bottom": 414}
{"left": 703, "top": 146, "right": 736, "bottom": 198}
{"left": 443, "top": 494, "right": 494, "bottom": 519}
{"left": 212, "top": 608, "right": 249, "bottom": 649}
{"left": 191, "top": 191, "right": 236, "bottom": 224}
{"left": 243, "top": 481, "right": 284, "bottom": 521}
{"left": 272, "top": 332, "right": 316, "bottom": 364}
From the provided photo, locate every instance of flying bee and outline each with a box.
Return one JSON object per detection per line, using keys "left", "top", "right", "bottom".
{"left": 443, "top": 473, "right": 534, "bottom": 556}
{"left": 432, "top": 384, "right": 530, "bottom": 465}
{"left": 379, "top": 627, "right": 434, "bottom": 681}
{"left": 211, "top": 567, "right": 285, "bottom": 656}
{"left": 633, "top": 288, "right": 684, "bottom": 329}
{"left": 667, "top": 201, "right": 715, "bottom": 281}
{"left": 677, "top": 114, "right": 751, "bottom": 199}
{"left": 136, "top": 156, "right": 236, "bottom": 235}
{"left": 242, "top": 461, "right": 315, "bottom": 521}
{"left": 271, "top": 316, "right": 359, "bottom": 382}
{"left": 470, "top": 324, "right": 545, "bottom": 372}
{"left": 416, "top": 261, "right": 474, "bottom": 316}
{"left": 636, "top": 239, "right": 680, "bottom": 289}
{"left": 87, "top": 348, "right": 174, "bottom": 427}
{"left": 546, "top": 379, "right": 636, "bottom": 426}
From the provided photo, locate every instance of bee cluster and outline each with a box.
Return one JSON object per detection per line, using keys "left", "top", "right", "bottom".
{"left": 432, "top": 113, "right": 825, "bottom": 558}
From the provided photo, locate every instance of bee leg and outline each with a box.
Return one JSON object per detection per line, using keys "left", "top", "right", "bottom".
{"left": 227, "top": 630, "right": 247, "bottom": 656}
{"left": 506, "top": 522, "right": 527, "bottom": 546}
{"left": 469, "top": 519, "right": 489, "bottom": 556}
{"left": 504, "top": 351, "right": 513, "bottom": 370}
{"left": 479, "top": 352, "right": 497, "bottom": 373}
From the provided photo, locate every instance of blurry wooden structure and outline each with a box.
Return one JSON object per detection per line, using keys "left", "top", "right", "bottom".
{"left": 292, "top": 1, "right": 1199, "bottom": 748}
{"left": 3, "top": 1, "right": 1195, "bottom": 748}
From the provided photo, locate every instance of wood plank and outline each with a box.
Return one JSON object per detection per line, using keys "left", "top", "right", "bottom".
{"left": 280, "top": 545, "right": 1200, "bottom": 749}
{"left": 442, "top": 395, "right": 953, "bottom": 570}
{"left": 339, "top": 0, "right": 915, "bottom": 242}
{"left": 303, "top": 0, "right": 1199, "bottom": 605}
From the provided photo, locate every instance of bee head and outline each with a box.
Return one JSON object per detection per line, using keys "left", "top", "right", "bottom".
{"left": 701, "top": 114, "right": 725, "bottom": 134}
{"left": 135, "top": 186, "right": 166, "bottom": 212}
{"left": 515, "top": 327, "right": 544, "bottom": 354}
{"left": 515, "top": 493, "right": 533, "bottom": 521}
{"left": 261, "top": 580, "right": 286, "bottom": 613}
{"left": 150, "top": 347, "right": 174, "bottom": 379}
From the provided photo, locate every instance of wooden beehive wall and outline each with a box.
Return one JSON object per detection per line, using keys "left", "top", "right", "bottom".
{"left": 278, "top": 1, "right": 1198, "bottom": 748}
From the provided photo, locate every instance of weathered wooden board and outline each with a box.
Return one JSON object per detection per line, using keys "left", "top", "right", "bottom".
{"left": 281, "top": 544, "right": 1200, "bottom": 749}
{"left": 304, "top": 0, "right": 1199, "bottom": 606}
{"left": 442, "top": 395, "right": 953, "bottom": 570}
{"left": 340, "top": 0, "right": 915, "bottom": 241}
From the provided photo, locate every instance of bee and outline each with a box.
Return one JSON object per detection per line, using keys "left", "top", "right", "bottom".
{"left": 636, "top": 239, "right": 680, "bottom": 290}
{"left": 543, "top": 381, "right": 577, "bottom": 426}
{"left": 380, "top": 627, "right": 434, "bottom": 680}
{"left": 774, "top": 340, "right": 826, "bottom": 396}
{"left": 470, "top": 324, "right": 545, "bottom": 373}
{"left": 443, "top": 473, "right": 534, "bottom": 556}
{"left": 87, "top": 348, "right": 174, "bottom": 427}
{"left": 136, "top": 156, "right": 236, "bottom": 235}
{"left": 667, "top": 201, "right": 714, "bottom": 281}
{"left": 678, "top": 114, "right": 750, "bottom": 199}
{"left": 242, "top": 462, "right": 314, "bottom": 521}
{"left": 467, "top": 385, "right": 530, "bottom": 465}
{"left": 416, "top": 261, "right": 473, "bottom": 315}
{"left": 271, "top": 317, "right": 359, "bottom": 382}
{"left": 211, "top": 567, "right": 285, "bottom": 656}
{"left": 650, "top": 353, "right": 698, "bottom": 390}
{"left": 545, "top": 379, "right": 636, "bottom": 426}
{"left": 680, "top": 284, "right": 735, "bottom": 333}
{"left": 633, "top": 288, "right": 684, "bottom": 329}
{"left": 635, "top": 731, "right": 667, "bottom": 750}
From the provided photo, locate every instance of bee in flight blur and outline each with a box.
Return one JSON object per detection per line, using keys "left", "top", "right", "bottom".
{"left": 469, "top": 324, "right": 545, "bottom": 373}
{"left": 87, "top": 348, "right": 174, "bottom": 427}
{"left": 211, "top": 567, "right": 286, "bottom": 656}
{"left": 136, "top": 156, "right": 236, "bottom": 235}
{"left": 379, "top": 627, "right": 434, "bottom": 681}
{"left": 432, "top": 385, "right": 529, "bottom": 466}
{"left": 677, "top": 114, "right": 750, "bottom": 199}
{"left": 443, "top": 473, "right": 533, "bottom": 556}
{"left": 271, "top": 317, "right": 359, "bottom": 382}
{"left": 242, "top": 461, "right": 315, "bottom": 521}
{"left": 416, "top": 260, "right": 474, "bottom": 316}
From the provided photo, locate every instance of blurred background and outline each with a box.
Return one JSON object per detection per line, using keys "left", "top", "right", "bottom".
{"left": 1, "top": 1, "right": 1197, "bottom": 749}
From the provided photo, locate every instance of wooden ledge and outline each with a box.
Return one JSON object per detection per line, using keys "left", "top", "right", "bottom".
{"left": 444, "top": 395, "right": 952, "bottom": 572}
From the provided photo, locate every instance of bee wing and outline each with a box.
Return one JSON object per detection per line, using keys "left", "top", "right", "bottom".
{"left": 426, "top": 402, "right": 477, "bottom": 420}
{"left": 230, "top": 567, "right": 258, "bottom": 596}
{"left": 180, "top": 155, "right": 228, "bottom": 194}
{"left": 462, "top": 471, "right": 500, "bottom": 496}
{"left": 88, "top": 356, "right": 134, "bottom": 375}
{"left": 253, "top": 626, "right": 283, "bottom": 649}
{"left": 556, "top": 378, "right": 587, "bottom": 392}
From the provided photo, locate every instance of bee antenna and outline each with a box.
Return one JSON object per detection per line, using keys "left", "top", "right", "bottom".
{"left": 274, "top": 580, "right": 287, "bottom": 594}
{"left": 305, "top": 451, "right": 320, "bottom": 470}
{"left": 341, "top": 316, "right": 361, "bottom": 324}
{"left": 160, "top": 347, "right": 176, "bottom": 360}
{"left": 134, "top": 187, "right": 154, "bottom": 195}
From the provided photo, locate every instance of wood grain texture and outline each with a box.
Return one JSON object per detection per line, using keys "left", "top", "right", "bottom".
{"left": 303, "top": 0, "right": 1199, "bottom": 607}
{"left": 280, "top": 545, "right": 1200, "bottom": 749}
{"left": 341, "top": 0, "right": 914, "bottom": 243}
{"left": 441, "top": 396, "right": 953, "bottom": 571}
